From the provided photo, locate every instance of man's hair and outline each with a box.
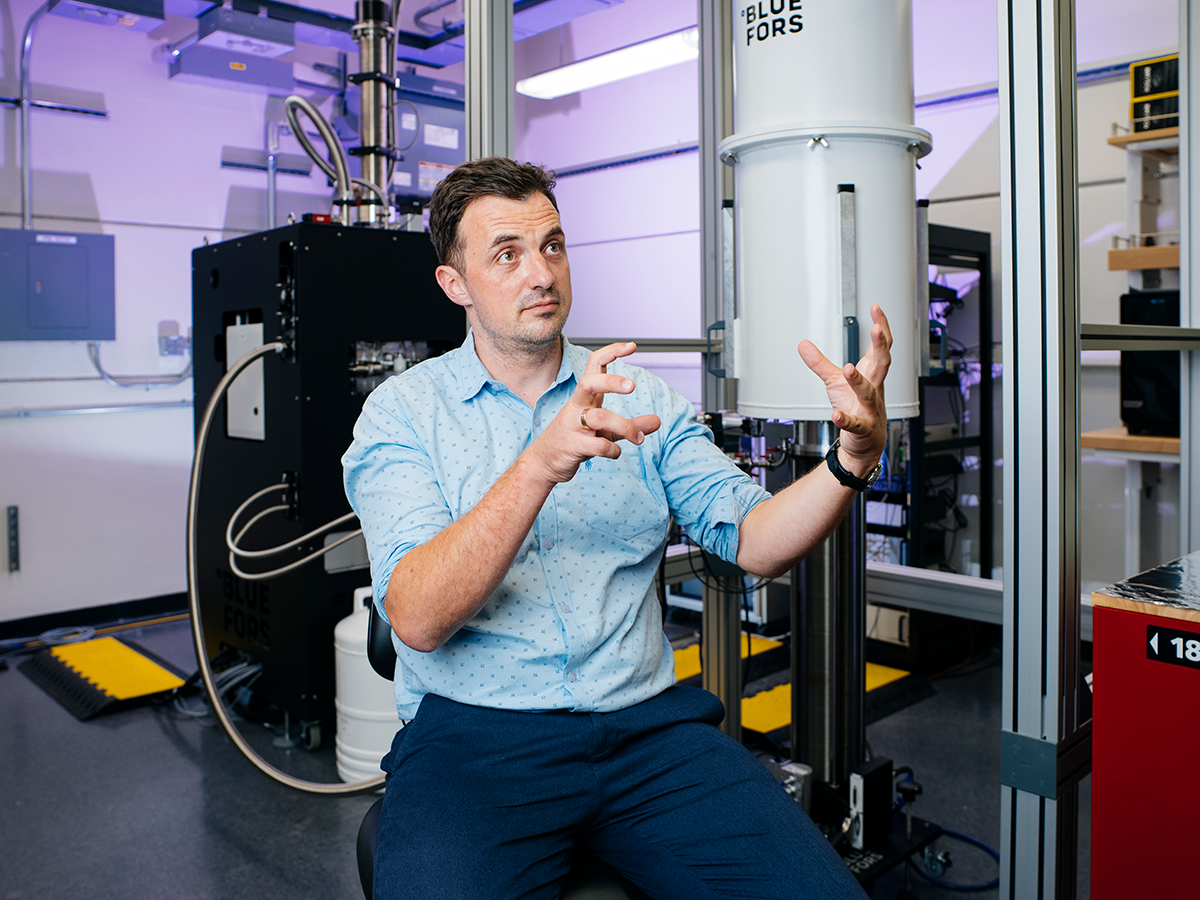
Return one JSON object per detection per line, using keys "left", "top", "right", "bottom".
{"left": 428, "top": 157, "right": 558, "bottom": 273}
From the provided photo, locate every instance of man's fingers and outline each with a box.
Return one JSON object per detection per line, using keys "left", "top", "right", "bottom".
{"left": 629, "top": 414, "right": 662, "bottom": 437}
{"left": 841, "top": 363, "right": 880, "bottom": 411}
{"left": 797, "top": 340, "right": 842, "bottom": 383}
{"left": 873, "top": 324, "right": 892, "bottom": 373}
{"left": 585, "top": 341, "right": 637, "bottom": 375}
{"left": 570, "top": 371, "right": 637, "bottom": 411}
{"left": 583, "top": 406, "right": 652, "bottom": 446}
{"left": 578, "top": 371, "right": 637, "bottom": 397}
{"left": 831, "top": 409, "right": 870, "bottom": 435}
{"left": 869, "top": 304, "right": 894, "bottom": 349}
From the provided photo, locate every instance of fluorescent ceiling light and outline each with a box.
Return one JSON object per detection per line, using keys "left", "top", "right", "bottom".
{"left": 516, "top": 26, "right": 699, "bottom": 100}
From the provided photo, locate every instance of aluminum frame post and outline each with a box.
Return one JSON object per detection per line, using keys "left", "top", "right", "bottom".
{"left": 464, "top": 0, "right": 513, "bottom": 160}
{"left": 997, "top": 1, "right": 1089, "bottom": 896}
{"left": 701, "top": 575, "right": 743, "bottom": 740}
{"left": 699, "top": 0, "right": 736, "bottom": 412}
{"left": 1180, "top": 1, "right": 1200, "bottom": 555}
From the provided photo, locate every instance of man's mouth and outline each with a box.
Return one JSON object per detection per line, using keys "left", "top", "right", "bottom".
{"left": 522, "top": 294, "right": 560, "bottom": 314}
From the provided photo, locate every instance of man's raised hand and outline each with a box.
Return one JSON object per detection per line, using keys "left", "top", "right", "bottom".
{"left": 797, "top": 304, "right": 893, "bottom": 474}
{"left": 528, "top": 341, "right": 661, "bottom": 485}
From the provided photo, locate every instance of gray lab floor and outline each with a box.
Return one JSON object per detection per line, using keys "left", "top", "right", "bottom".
{"left": 0, "top": 618, "right": 1088, "bottom": 899}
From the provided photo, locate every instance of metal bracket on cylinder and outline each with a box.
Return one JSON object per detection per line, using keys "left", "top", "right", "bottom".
{"left": 721, "top": 200, "right": 737, "bottom": 383}
{"left": 706, "top": 320, "right": 726, "bottom": 378}
{"left": 346, "top": 71, "right": 393, "bottom": 86}
{"left": 838, "top": 184, "right": 858, "bottom": 366}
{"left": 916, "top": 199, "right": 930, "bottom": 377}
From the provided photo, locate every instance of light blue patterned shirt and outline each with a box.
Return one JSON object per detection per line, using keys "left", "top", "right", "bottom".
{"left": 342, "top": 334, "right": 770, "bottom": 718}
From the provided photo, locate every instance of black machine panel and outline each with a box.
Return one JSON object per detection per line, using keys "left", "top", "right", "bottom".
{"left": 1120, "top": 289, "right": 1179, "bottom": 437}
{"left": 192, "top": 223, "right": 465, "bottom": 726}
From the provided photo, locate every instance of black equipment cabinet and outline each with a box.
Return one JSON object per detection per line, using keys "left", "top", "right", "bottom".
{"left": 867, "top": 224, "right": 995, "bottom": 578}
{"left": 191, "top": 223, "right": 465, "bottom": 728}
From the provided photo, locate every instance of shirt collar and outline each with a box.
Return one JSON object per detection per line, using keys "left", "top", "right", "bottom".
{"left": 452, "top": 331, "right": 579, "bottom": 403}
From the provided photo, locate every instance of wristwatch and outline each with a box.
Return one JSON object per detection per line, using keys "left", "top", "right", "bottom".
{"left": 824, "top": 438, "right": 883, "bottom": 492}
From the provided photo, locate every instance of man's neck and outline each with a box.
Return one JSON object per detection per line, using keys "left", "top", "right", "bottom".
{"left": 474, "top": 333, "right": 565, "bottom": 408}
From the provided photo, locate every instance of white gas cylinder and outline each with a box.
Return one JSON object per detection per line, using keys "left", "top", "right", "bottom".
{"left": 334, "top": 586, "right": 401, "bottom": 783}
{"left": 720, "top": 0, "right": 931, "bottom": 421}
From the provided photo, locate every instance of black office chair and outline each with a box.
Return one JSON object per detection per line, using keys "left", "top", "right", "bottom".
{"left": 356, "top": 605, "right": 649, "bottom": 900}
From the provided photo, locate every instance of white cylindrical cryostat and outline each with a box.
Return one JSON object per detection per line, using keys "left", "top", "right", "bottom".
{"left": 720, "top": 0, "right": 930, "bottom": 421}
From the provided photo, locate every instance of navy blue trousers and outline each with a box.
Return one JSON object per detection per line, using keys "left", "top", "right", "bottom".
{"left": 372, "top": 686, "right": 866, "bottom": 899}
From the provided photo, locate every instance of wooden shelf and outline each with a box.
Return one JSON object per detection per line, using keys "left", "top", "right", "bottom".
{"left": 1081, "top": 426, "right": 1179, "bottom": 456}
{"left": 1107, "top": 126, "right": 1179, "bottom": 148}
{"left": 1108, "top": 244, "right": 1179, "bottom": 270}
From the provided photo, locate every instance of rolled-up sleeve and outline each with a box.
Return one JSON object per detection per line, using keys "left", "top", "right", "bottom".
{"left": 342, "top": 388, "right": 452, "bottom": 619}
{"left": 648, "top": 382, "right": 770, "bottom": 565}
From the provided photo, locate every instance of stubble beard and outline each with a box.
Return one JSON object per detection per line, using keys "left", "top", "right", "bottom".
{"left": 481, "top": 286, "right": 569, "bottom": 358}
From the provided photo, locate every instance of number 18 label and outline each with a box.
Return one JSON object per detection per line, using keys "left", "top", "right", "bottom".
{"left": 1146, "top": 625, "right": 1200, "bottom": 670}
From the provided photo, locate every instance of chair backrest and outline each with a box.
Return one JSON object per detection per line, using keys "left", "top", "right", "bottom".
{"left": 366, "top": 602, "right": 398, "bottom": 681}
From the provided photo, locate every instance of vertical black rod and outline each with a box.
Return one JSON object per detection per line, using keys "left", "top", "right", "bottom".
{"left": 979, "top": 240, "right": 995, "bottom": 578}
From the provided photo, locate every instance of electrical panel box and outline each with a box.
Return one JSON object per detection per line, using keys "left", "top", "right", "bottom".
{"left": 0, "top": 228, "right": 115, "bottom": 341}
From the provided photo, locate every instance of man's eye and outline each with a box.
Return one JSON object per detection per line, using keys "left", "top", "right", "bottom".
{"left": 499, "top": 250, "right": 515, "bottom": 262}
{"left": 547, "top": 241, "right": 562, "bottom": 254}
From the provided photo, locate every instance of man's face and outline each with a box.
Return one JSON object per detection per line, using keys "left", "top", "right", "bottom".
{"left": 439, "top": 192, "right": 572, "bottom": 357}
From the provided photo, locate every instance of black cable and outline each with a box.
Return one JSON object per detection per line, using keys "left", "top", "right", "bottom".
{"left": 680, "top": 533, "right": 772, "bottom": 595}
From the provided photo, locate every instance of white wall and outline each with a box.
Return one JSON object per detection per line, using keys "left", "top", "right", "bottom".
{"left": 0, "top": 0, "right": 352, "bottom": 621}
{"left": 515, "top": 0, "right": 703, "bottom": 402}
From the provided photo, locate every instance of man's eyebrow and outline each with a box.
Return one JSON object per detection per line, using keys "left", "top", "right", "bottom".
{"left": 487, "top": 228, "right": 565, "bottom": 250}
{"left": 487, "top": 233, "right": 521, "bottom": 249}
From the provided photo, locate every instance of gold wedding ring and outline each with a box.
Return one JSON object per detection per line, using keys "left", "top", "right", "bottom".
{"left": 581, "top": 409, "right": 591, "bottom": 430}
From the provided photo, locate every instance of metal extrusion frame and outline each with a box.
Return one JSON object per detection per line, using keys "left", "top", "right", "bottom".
{"left": 698, "top": 0, "right": 736, "bottom": 414}
{"left": 1181, "top": 2, "right": 1200, "bottom": 561}
{"left": 464, "top": 0, "right": 513, "bottom": 161}
{"left": 997, "top": 1, "right": 1088, "bottom": 896}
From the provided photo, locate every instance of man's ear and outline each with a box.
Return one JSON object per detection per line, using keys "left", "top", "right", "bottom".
{"left": 435, "top": 264, "right": 471, "bottom": 309}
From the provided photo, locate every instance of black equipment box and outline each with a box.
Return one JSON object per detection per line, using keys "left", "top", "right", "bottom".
{"left": 1120, "top": 290, "right": 1179, "bottom": 438}
{"left": 192, "top": 224, "right": 465, "bottom": 726}
{"left": 1132, "top": 93, "right": 1179, "bottom": 132}
{"left": 1130, "top": 54, "right": 1178, "bottom": 101}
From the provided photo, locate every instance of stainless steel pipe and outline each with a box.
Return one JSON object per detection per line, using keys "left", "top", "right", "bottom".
{"left": 19, "top": 2, "right": 50, "bottom": 230}
{"left": 788, "top": 421, "right": 866, "bottom": 789}
{"left": 352, "top": 0, "right": 395, "bottom": 226}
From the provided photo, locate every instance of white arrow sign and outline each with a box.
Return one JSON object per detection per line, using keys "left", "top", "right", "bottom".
{"left": 1150, "top": 632, "right": 1160, "bottom": 655}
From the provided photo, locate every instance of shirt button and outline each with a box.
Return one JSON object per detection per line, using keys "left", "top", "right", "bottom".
{"left": 560, "top": 603, "right": 570, "bottom": 614}
{"left": 544, "top": 540, "right": 554, "bottom": 550}
{"left": 567, "top": 672, "right": 577, "bottom": 682}
{"left": 533, "top": 417, "right": 541, "bottom": 426}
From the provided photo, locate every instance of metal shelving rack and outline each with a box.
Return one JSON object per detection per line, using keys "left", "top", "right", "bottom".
{"left": 867, "top": 224, "right": 995, "bottom": 578}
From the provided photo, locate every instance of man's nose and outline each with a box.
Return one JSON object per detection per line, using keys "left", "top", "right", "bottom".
{"left": 525, "top": 251, "right": 555, "bottom": 289}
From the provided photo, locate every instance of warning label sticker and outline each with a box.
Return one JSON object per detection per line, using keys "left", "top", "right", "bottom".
{"left": 419, "top": 161, "right": 456, "bottom": 191}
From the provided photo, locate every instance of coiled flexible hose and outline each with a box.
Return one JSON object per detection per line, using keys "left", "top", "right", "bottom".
{"left": 187, "top": 340, "right": 386, "bottom": 794}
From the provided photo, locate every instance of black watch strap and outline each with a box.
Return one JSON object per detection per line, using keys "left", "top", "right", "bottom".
{"left": 825, "top": 438, "right": 882, "bottom": 492}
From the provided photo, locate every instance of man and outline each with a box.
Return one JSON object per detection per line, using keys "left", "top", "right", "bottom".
{"left": 343, "top": 157, "right": 890, "bottom": 899}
